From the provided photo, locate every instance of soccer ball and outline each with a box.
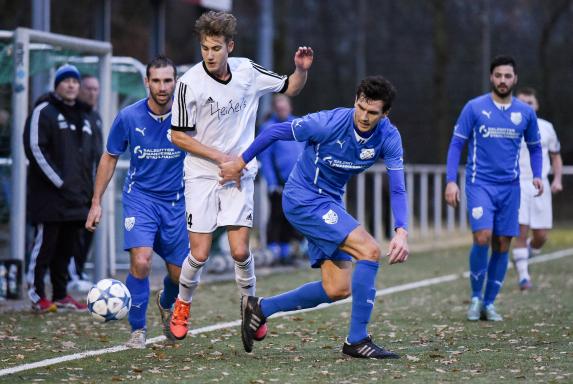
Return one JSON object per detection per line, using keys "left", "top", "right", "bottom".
{"left": 86, "top": 278, "right": 131, "bottom": 322}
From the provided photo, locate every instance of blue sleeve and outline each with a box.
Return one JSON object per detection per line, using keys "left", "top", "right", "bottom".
{"left": 523, "top": 110, "right": 542, "bottom": 179}
{"left": 258, "top": 137, "right": 279, "bottom": 190}
{"left": 382, "top": 129, "right": 408, "bottom": 230}
{"left": 388, "top": 169, "right": 408, "bottom": 230}
{"left": 290, "top": 111, "right": 332, "bottom": 143}
{"left": 446, "top": 136, "right": 467, "bottom": 182}
{"left": 453, "top": 102, "right": 476, "bottom": 140}
{"left": 242, "top": 121, "right": 295, "bottom": 164}
{"left": 106, "top": 112, "right": 128, "bottom": 156}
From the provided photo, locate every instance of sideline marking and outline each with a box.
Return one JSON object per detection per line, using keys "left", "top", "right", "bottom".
{"left": 1, "top": 247, "right": 572, "bottom": 377}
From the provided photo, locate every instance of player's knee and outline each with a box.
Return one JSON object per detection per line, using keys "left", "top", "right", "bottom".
{"left": 473, "top": 232, "right": 491, "bottom": 246}
{"left": 361, "top": 243, "right": 381, "bottom": 262}
{"left": 230, "top": 248, "right": 250, "bottom": 262}
{"left": 325, "top": 287, "right": 351, "bottom": 301}
{"left": 322, "top": 281, "right": 351, "bottom": 301}
{"left": 130, "top": 262, "right": 150, "bottom": 279}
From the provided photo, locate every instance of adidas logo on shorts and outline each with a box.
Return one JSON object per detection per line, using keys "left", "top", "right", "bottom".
{"left": 205, "top": 97, "right": 215, "bottom": 105}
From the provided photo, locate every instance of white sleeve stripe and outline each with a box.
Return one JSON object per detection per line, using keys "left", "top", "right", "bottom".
{"left": 453, "top": 132, "right": 468, "bottom": 139}
{"left": 30, "top": 102, "right": 64, "bottom": 188}
{"left": 386, "top": 166, "right": 404, "bottom": 171}
{"left": 526, "top": 140, "right": 540, "bottom": 145}
{"left": 105, "top": 150, "right": 121, "bottom": 157}
{"left": 291, "top": 120, "right": 300, "bottom": 141}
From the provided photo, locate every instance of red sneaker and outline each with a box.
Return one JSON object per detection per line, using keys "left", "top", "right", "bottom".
{"left": 170, "top": 298, "right": 191, "bottom": 340}
{"left": 54, "top": 295, "right": 88, "bottom": 311}
{"left": 32, "top": 297, "right": 57, "bottom": 313}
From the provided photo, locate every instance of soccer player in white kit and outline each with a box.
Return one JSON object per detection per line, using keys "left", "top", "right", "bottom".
{"left": 512, "top": 87, "right": 563, "bottom": 290}
{"left": 169, "top": 11, "right": 314, "bottom": 340}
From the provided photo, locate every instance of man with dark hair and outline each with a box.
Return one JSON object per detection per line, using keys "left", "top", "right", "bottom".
{"left": 24, "top": 64, "right": 99, "bottom": 313}
{"left": 512, "top": 87, "right": 562, "bottom": 290}
{"left": 219, "top": 75, "right": 409, "bottom": 359}
{"left": 68, "top": 74, "right": 103, "bottom": 292}
{"left": 445, "top": 55, "right": 543, "bottom": 321}
{"left": 169, "top": 10, "right": 314, "bottom": 341}
{"left": 258, "top": 94, "right": 304, "bottom": 265}
{"left": 86, "top": 55, "right": 188, "bottom": 348}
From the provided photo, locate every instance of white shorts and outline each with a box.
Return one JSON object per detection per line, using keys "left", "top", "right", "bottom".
{"left": 518, "top": 178, "right": 552, "bottom": 229}
{"left": 184, "top": 177, "right": 255, "bottom": 233}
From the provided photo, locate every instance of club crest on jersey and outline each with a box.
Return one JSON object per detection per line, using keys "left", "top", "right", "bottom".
{"left": 472, "top": 207, "right": 483, "bottom": 220}
{"left": 510, "top": 112, "right": 522, "bottom": 125}
{"left": 124, "top": 217, "right": 135, "bottom": 231}
{"left": 360, "top": 148, "right": 375, "bottom": 160}
{"left": 322, "top": 209, "right": 338, "bottom": 225}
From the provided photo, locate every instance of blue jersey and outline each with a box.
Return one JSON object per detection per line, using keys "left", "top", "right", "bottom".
{"left": 259, "top": 114, "right": 305, "bottom": 189}
{"left": 453, "top": 93, "right": 540, "bottom": 185}
{"left": 289, "top": 108, "right": 404, "bottom": 198}
{"left": 107, "top": 99, "right": 184, "bottom": 201}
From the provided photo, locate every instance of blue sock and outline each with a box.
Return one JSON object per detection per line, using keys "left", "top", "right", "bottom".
{"left": 483, "top": 251, "right": 509, "bottom": 306}
{"left": 126, "top": 274, "right": 149, "bottom": 331}
{"left": 348, "top": 260, "right": 379, "bottom": 344}
{"left": 469, "top": 244, "right": 489, "bottom": 300}
{"left": 279, "top": 243, "right": 290, "bottom": 260}
{"left": 159, "top": 275, "right": 179, "bottom": 310}
{"left": 268, "top": 243, "right": 281, "bottom": 260}
{"left": 260, "top": 281, "right": 331, "bottom": 318}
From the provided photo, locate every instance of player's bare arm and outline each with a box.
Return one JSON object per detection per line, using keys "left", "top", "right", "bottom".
{"left": 387, "top": 228, "right": 409, "bottom": 264}
{"left": 284, "top": 46, "right": 314, "bottom": 97}
{"left": 171, "top": 130, "right": 231, "bottom": 165}
{"left": 550, "top": 153, "right": 563, "bottom": 193}
{"left": 444, "top": 181, "right": 460, "bottom": 208}
{"left": 86, "top": 152, "right": 119, "bottom": 231}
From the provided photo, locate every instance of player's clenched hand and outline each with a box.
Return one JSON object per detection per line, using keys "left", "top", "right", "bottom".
{"left": 387, "top": 228, "right": 409, "bottom": 264}
{"left": 294, "top": 46, "right": 314, "bottom": 72}
{"left": 219, "top": 156, "right": 247, "bottom": 189}
{"left": 444, "top": 182, "right": 460, "bottom": 208}
{"left": 85, "top": 203, "right": 102, "bottom": 232}
{"left": 532, "top": 178, "right": 544, "bottom": 197}
{"left": 550, "top": 179, "right": 563, "bottom": 194}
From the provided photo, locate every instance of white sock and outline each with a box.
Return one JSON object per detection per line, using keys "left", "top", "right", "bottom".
{"left": 234, "top": 252, "right": 256, "bottom": 296}
{"left": 512, "top": 247, "right": 530, "bottom": 281}
{"left": 178, "top": 253, "right": 204, "bottom": 302}
{"left": 530, "top": 247, "right": 542, "bottom": 256}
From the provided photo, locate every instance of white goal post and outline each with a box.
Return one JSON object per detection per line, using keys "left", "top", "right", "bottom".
{"left": 10, "top": 28, "right": 113, "bottom": 292}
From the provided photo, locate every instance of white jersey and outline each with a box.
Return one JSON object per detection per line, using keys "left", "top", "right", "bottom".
{"left": 519, "top": 118, "right": 560, "bottom": 181}
{"left": 172, "top": 57, "right": 288, "bottom": 179}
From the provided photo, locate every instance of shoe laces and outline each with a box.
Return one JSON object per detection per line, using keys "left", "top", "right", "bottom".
{"left": 172, "top": 300, "right": 190, "bottom": 325}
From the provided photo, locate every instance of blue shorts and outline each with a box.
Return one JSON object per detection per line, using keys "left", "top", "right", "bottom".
{"left": 282, "top": 185, "right": 358, "bottom": 268}
{"left": 466, "top": 182, "right": 520, "bottom": 237}
{"left": 123, "top": 191, "right": 189, "bottom": 267}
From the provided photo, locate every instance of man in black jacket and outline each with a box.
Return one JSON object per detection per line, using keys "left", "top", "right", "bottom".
{"left": 67, "top": 74, "right": 103, "bottom": 292}
{"left": 23, "top": 64, "right": 100, "bottom": 312}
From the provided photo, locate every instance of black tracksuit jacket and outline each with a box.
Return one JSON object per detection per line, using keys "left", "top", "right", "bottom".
{"left": 23, "top": 92, "right": 102, "bottom": 223}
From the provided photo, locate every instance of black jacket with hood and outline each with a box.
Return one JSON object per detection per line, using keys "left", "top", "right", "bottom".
{"left": 23, "top": 92, "right": 102, "bottom": 223}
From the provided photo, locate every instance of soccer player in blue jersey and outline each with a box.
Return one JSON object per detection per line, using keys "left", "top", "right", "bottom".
{"left": 219, "top": 76, "right": 409, "bottom": 359}
{"left": 85, "top": 56, "right": 189, "bottom": 348}
{"left": 445, "top": 56, "right": 543, "bottom": 322}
